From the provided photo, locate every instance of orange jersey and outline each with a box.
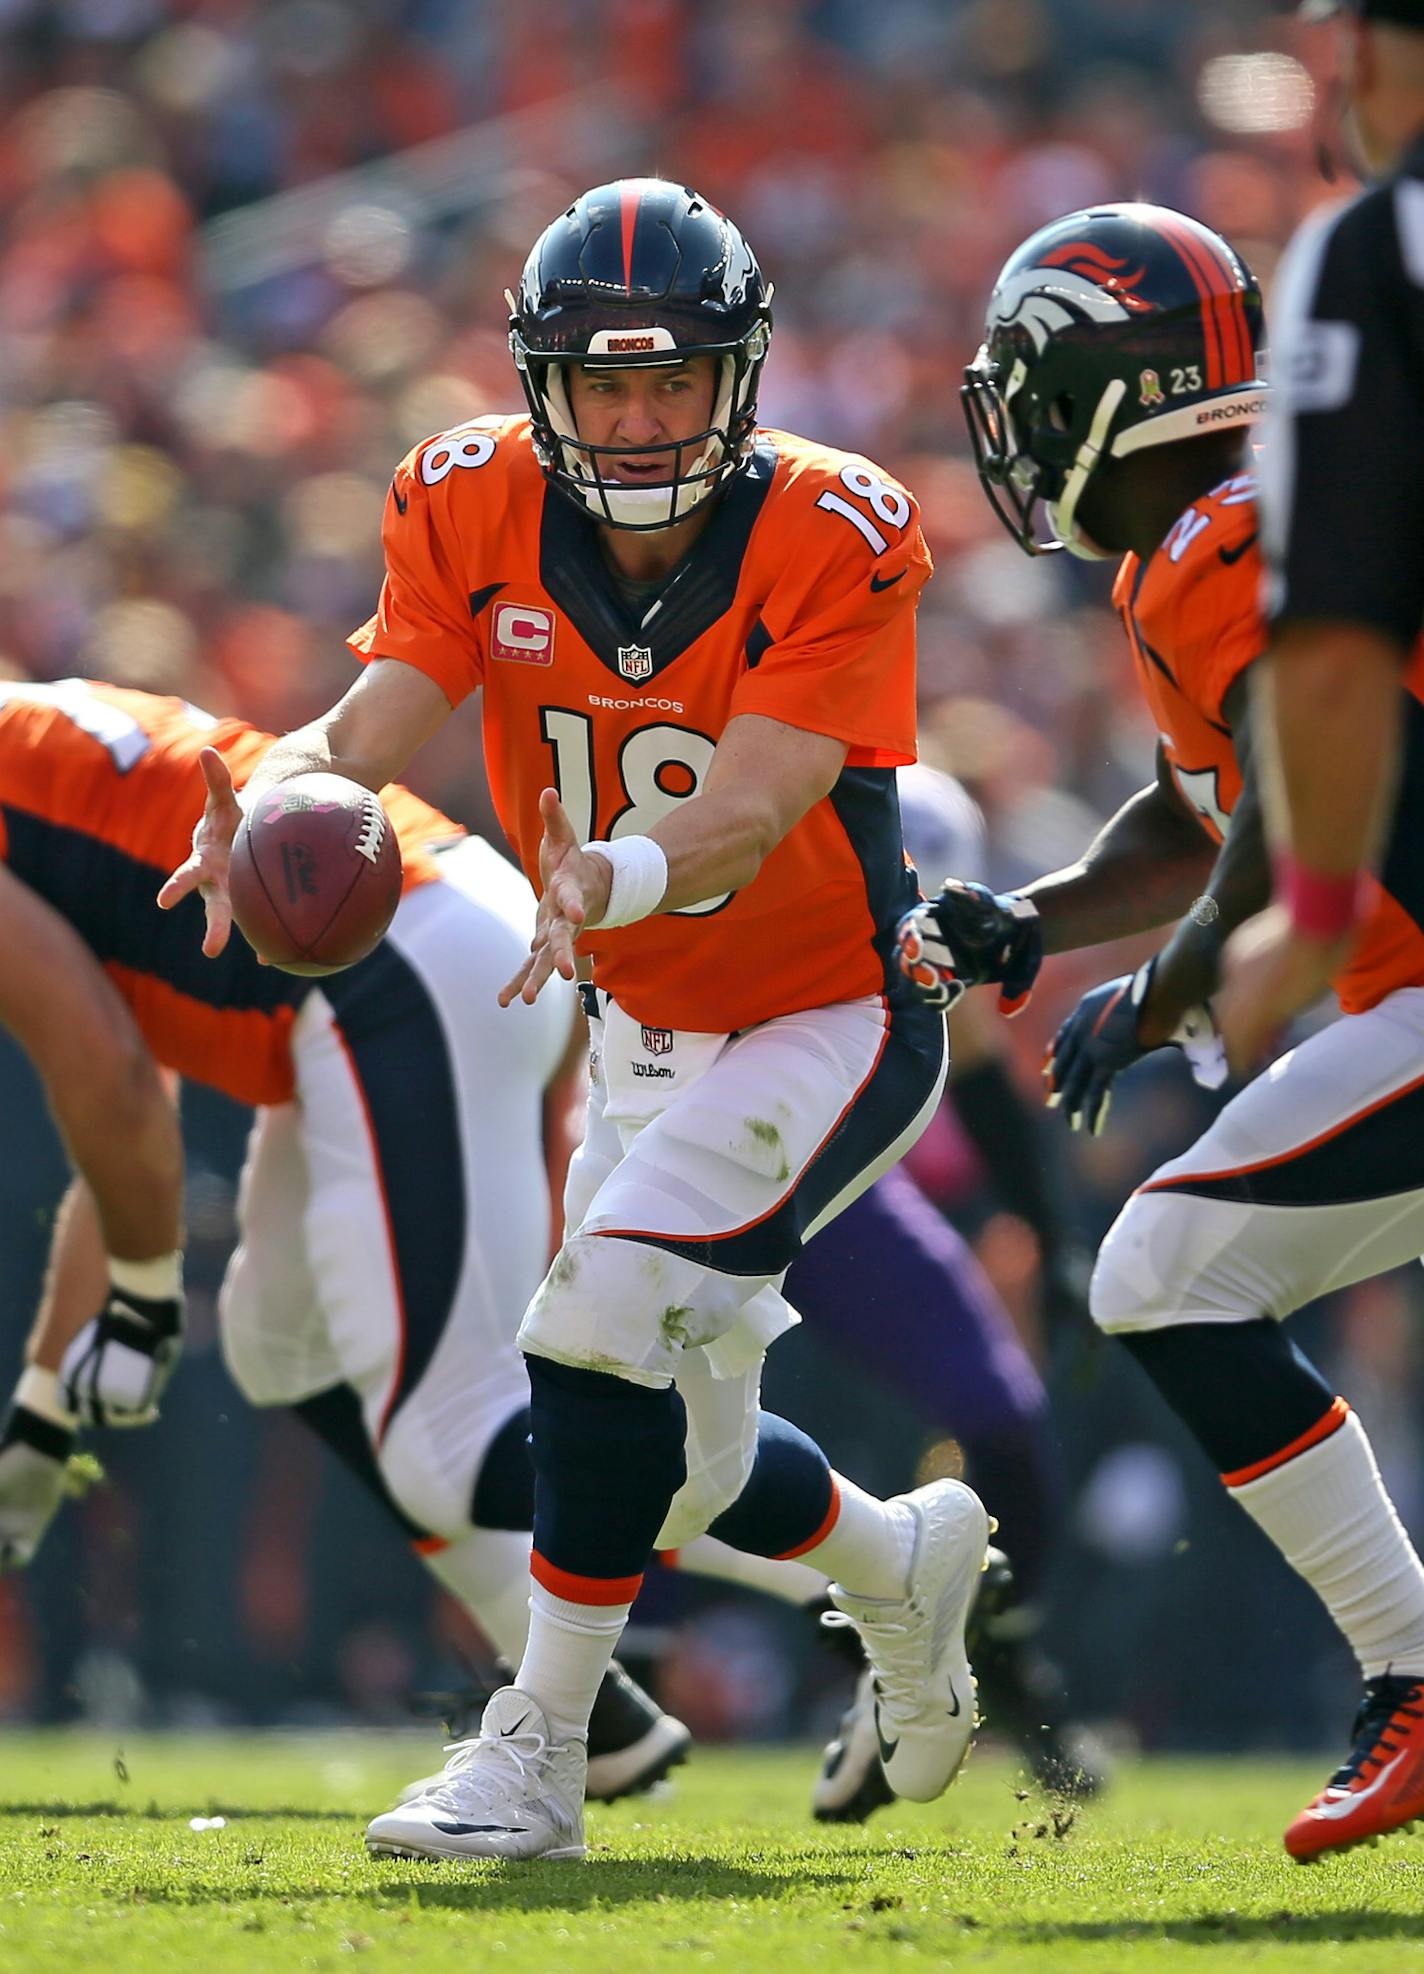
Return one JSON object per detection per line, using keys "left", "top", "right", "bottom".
{"left": 0, "top": 680, "right": 459, "bottom": 1105}
{"left": 349, "top": 415, "right": 931, "bottom": 1032}
{"left": 1114, "top": 474, "right": 1424, "bottom": 1014}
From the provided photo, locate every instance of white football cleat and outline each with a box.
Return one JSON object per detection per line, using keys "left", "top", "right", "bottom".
{"left": 824, "top": 1479, "right": 990, "bottom": 1803}
{"left": 366, "top": 1688, "right": 587, "bottom": 1862}
{"left": 396, "top": 1658, "right": 689, "bottom": 1807}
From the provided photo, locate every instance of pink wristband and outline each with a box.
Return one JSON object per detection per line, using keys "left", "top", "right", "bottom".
{"left": 1274, "top": 853, "right": 1367, "bottom": 942}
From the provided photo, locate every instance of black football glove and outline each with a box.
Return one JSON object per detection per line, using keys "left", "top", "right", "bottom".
{"left": 1045, "top": 966, "right": 1152, "bottom": 1136}
{"left": 1046, "top": 959, "right": 1230, "bottom": 1136}
{"left": 60, "top": 1283, "right": 184, "bottom": 1429}
{"left": 895, "top": 880, "right": 1043, "bottom": 1015}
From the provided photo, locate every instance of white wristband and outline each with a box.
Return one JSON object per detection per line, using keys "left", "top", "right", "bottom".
{"left": 108, "top": 1252, "right": 183, "bottom": 1302}
{"left": 582, "top": 836, "right": 669, "bottom": 929}
{"left": 16, "top": 1365, "right": 77, "bottom": 1430}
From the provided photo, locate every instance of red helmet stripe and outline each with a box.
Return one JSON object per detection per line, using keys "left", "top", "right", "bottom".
{"left": 620, "top": 183, "right": 640, "bottom": 291}
{"left": 1195, "top": 226, "right": 1255, "bottom": 383}
{"left": 1157, "top": 214, "right": 1255, "bottom": 388}
{"left": 1153, "top": 214, "right": 1227, "bottom": 390}
{"left": 1176, "top": 216, "right": 1254, "bottom": 382}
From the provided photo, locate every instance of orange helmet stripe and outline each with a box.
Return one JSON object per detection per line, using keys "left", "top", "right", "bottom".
{"left": 620, "top": 182, "right": 640, "bottom": 291}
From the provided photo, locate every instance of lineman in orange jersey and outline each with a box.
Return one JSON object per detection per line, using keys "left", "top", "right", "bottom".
{"left": 901, "top": 202, "right": 1424, "bottom": 1861}
{"left": 0, "top": 677, "right": 699, "bottom": 1801}
{"left": 165, "top": 178, "right": 993, "bottom": 1863}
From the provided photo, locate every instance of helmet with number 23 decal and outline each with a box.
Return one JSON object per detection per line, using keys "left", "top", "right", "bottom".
{"left": 963, "top": 203, "right": 1266, "bottom": 559}
{"left": 508, "top": 178, "right": 774, "bottom": 533}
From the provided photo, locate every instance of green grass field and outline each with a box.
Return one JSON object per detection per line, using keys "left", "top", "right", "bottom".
{"left": 3, "top": 1733, "right": 1424, "bottom": 1973}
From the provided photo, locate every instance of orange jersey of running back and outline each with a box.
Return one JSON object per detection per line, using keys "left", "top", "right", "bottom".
{"left": 1114, "top": 474, "right": 1424, "bottom": 1014}
{"left": 349, "top": 415, "right": 931, "bottom": 1032}
{"left": 0, "top": 680, "right": 458, "bottom": 1105}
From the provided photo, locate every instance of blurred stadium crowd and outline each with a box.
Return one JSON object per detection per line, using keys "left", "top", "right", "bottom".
{"left": 4, "top": 0, "right": 1421, "bottom": 1759}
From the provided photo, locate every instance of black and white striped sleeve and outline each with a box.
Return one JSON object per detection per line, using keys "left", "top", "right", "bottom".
{"left": 1260, "top": 170, "right": 1424, "bottom": 654}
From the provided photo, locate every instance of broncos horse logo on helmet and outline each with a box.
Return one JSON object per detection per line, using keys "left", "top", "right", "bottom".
{"left": 508, "top": 178, "right": 774, "bottom": 532}
{"left": 963, "top": 203, "right": 1266, "bottom": 558}
{"left": 993, "top": 240, "right": 1155, "bottom": 355}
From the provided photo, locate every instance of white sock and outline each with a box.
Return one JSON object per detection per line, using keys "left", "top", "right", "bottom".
{"left": 514, "top": 1580, "right": 629, "bottom": 1741}
{"left": 1229, "top": 1407, "right": 1424, "bottom": 1679}
{"left": 662, "top": 1533, "right": 829, "bottom": 1605}
{"left": 797, "top": 1474, "right": 916, "bottom": 1604}
{"left": 420, "top": 1528, "right": 533, "bottom": 1664}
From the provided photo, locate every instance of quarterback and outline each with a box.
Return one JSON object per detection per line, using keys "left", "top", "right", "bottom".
{"left": 165, "top": 179, "right": 992, "bottom": 1862}
{"left": 899, "top": 202, "right": 1424, "bottom": 1860}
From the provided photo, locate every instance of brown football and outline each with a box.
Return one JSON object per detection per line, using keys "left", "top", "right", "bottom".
{"left": 229, "top": 773, "right": 402, "bottom": 976}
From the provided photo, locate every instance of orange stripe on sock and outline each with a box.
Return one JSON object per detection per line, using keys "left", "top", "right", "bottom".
{"left": 531, "top": 1550, "right": 644, "bottom": 1606}
{"left": 775, "top": 1475, "right": 842, "bottom": 1560}
{"left": 1221, "top": 1397, "right": 1350, "bottom": 1489}
{"left": 412, "top": 1535, "right": 449, "bottom": 1557}
{"left": 655, "top": 1548, "right": 681, "bottom": 1569}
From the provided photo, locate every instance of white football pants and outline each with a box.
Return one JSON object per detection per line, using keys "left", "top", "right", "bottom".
{"left": 221, "top": 836, "right": 573, "bottom": 1540}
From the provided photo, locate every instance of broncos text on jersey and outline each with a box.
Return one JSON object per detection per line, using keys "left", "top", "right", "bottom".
{"left": 348, "top": 414, "right": 933, "bottom": 1033}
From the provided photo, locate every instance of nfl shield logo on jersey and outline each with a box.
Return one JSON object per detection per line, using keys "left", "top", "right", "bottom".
{"left": 618, "top": 645, "right": 654, "bottom": 682}
{"left": 640, "top": 1024, "right": 673, "bottom": 1057}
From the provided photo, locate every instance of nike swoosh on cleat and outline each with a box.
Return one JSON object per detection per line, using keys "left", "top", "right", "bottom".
{"left": 431, "top": 1821, "right": 531, "bottom": 1835}
{"left": 870, "top": 569, "right": 906, "bottom": 592}
{"left": 946, "top": 1678, "right": 961, "bottom": 1719}
{"left": 1217, "top": 532, "right": 1258, "bottom": 566}
{"left": 874, "top": 1704, "right": 899, "bottom": 1766}
{"left": 1309, "top": 1751, "right": 1408, "bottom": 1820}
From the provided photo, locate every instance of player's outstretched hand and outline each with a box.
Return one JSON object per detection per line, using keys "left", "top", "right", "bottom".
{"left": 499, "top": 788, "right": 613, "bottom": 1007}
{"left": 1216, "top": 903, "right": 1343, "bottom": 1075}
{"left": 896, "top": 880, "right": 1042, "bottom": 1015}
{"left": 157, "top": 747, "right": 243, "bottom": 956}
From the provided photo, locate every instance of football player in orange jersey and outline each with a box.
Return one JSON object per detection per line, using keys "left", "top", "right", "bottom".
{"left": 0, "top": 677, "right": 692, "bottom": 1801}
{"left": 899, "top": 202, "right": 1424, "bottom": 1860}
{"left": 165, "top": 178, "right": 993, "bottom": 1862}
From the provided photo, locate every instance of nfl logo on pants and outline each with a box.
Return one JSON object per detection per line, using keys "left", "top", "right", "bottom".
{"left": 618, "top": 645, "right": 653, "bottom": 681}
{"left": 640, "top": 1025, "right": 673, "bottom": 1056}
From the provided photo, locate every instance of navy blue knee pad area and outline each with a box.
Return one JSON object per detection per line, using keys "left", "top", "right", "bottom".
{"left": 470, "top": 1405, "right": 535, "bottom": 1532}
{"left": 1117, "top": 1319, "right": 1337, "bottom": 1475}
{"left": 706, "top": 1412, "right": 834, "bottom": 1559}
{"left": 526, "top": 1356, "right": 688, "bottom": 1582}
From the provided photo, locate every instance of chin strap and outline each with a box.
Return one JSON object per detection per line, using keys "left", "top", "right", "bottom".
{"left": 1046, "top": 377, "right": 1127, "bottom": 561}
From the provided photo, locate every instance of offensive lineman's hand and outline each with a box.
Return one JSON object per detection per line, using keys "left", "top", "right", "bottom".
{"left": 500, "top": 788, "right": 613, "bottom": 1006}
{"left": 60, "top": 1281, "right": 185, "bottom": 1429}
{"left": 0, "top": 1406, "right": 73, "bottom": 1572}
{"left": 156, "top": 747, "right": 242, "bottom": 956}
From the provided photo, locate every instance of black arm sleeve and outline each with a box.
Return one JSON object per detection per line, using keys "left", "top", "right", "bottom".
{"left": 1261, "top": 161, "right": 1424, "bottom": 652}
